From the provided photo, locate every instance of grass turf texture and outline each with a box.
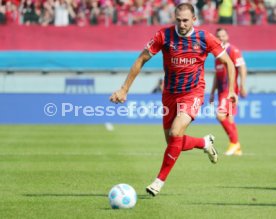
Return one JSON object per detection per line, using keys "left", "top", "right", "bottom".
{"left": 0, "top": 125, "right": 276, "bottom": 219}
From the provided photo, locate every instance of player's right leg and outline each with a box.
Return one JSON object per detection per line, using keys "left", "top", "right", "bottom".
{"left": 146, "top": 112, "right": 191, "bottom": 197}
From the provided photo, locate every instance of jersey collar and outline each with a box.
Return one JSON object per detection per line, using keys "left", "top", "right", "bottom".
{"left": 175, "top": 25, "right": 195, "bottom": 37}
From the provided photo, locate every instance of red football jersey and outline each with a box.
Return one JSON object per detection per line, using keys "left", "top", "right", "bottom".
{"left": 215, "top": 43, "right": 245, "bottom": 95}
{"left": 146, "top": 26, "right": 225, "bottom": 94}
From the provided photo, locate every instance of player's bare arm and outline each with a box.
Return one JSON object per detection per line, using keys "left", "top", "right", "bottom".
{"left": 209, "top": 73, "right": 218, "bottom": 103}
{"left": 238, "top": 64, "right": 247, "bottom": 97}
{"left": 217, "top": 52, "right": 238, "bottom": 103}
{"left": 109, "top": 49, "right": 152, "bottom": 104}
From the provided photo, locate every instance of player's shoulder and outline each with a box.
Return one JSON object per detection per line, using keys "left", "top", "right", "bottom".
{"left": 194, "top": 28, "right": 212, "bottom": 36}
{"left": 194, "top": 27, "right": 207, "bottom": 33}
{"left": 228, "top": 44, "right": 241, "bottom": 54}
{"left": 157, "top": 25, "right": 175, "bottom": 34}
{"left": 152, "top": 26, "right": 174, "bottom": 40}
{"left": 152, "top": 26, "right": 175, "bottom": 43}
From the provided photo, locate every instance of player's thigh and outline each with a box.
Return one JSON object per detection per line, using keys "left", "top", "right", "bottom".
{"left": 162, "top": 93, "right": 176, "bottom": 130}
{"left": 176, "top": 92, "right": 204, "bottom": 120}
{"left": 216, "top": 111, "right": 227, "bottom": 121}
{"left": 217, "top": 97, "right": 228, "bottom": 115}
{"left": 228, "top": 115, "right": 234, "bottom": 123}
{"left": 163, "top": 113, "right": 191, "bottom": 141}
{"left": 169, "top": 112, "right": 192, "bottom": 137}
{"left": 217, "top": 97, "right": 236, "bottom": 120}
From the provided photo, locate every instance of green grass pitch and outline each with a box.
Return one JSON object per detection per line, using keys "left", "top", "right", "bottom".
{"left": 0, "top": 125, "right": 276, "bottom": 219}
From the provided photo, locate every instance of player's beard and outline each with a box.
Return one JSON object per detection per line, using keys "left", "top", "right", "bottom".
{"left": 179, "top": 26, "right": 192, "bottom": 36}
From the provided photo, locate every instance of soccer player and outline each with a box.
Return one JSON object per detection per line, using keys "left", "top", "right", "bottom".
{"left": 110, "top": 3, "right": 237, "bottom": 196}
{"left": 209, "top": 28, "right": 247, "bottom": 156}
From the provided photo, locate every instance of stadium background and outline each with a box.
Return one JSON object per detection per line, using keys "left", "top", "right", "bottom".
{"left": 1, "top": 0, "right": 276, "bottom": 218}
{"left": 0, "top": 24, "right": 275, "bottom": 124}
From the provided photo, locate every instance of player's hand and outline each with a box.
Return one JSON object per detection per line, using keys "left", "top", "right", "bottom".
{"left": 110, "top": 88, "right": 127, "bottom": 104}
{"left": 209, "top": 93, "right": 215, "bottom": 103}
{"left": 240, "top": 86, "right": 247, "bottom": 98}
{"left": 227, "top": 91, "right": 238, "bottom": 105}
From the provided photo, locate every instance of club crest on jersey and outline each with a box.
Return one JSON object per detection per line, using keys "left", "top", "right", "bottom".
{"left": 192, "top": 42, "right": 200, "bottom": 50}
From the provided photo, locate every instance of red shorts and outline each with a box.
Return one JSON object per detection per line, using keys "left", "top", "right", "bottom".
{"left": 217, "top": 94, "right": 237, "bottom": 116}
{"left": 162, "top": 90, "right": 204, "bottom": 129}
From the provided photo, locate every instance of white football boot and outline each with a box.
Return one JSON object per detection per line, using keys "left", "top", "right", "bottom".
{"left": 203, "top": 134, "right": 218, "bottom": 164}
{"left": 146, "top": 178, "right": 164, "bottom": 197}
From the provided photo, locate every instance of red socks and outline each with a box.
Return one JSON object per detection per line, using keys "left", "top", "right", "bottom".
{"left": 231, "top": 122, "right": 239, "bottom": 144}
{"left": 157, "top": 136, "right": 183, "bottom": 181}
{"left": 182, "top": 135, "right": 205, "bottom": 151}
{"left": 157, "top": 135, "right": 205, "bottom": 181}
{"left": 220, "top": 118, "right": 238, "bottom": 144}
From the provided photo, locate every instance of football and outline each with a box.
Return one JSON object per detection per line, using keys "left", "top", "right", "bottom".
{"left": 108, "top": 184, "right": 137, "bottom": 209}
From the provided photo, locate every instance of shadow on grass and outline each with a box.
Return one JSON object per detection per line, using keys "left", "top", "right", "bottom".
{"left": 138, "top": 195, "right": 151, "bottom": 200}
{"left": 218, "top": 186, "right": 276, "bottom": 191}
{"left": 192, "top": 202, "right": 276, "bottom": 207}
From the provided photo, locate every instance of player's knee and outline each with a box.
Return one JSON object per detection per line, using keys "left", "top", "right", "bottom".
{"left": 216, "top": 113, "right": 226, "bottom": 121}
{"left": 169, "top": 127, "right": 183, "bottom": 137}
{"left": 228, "top": 116, "right": 234, "bottom": 124}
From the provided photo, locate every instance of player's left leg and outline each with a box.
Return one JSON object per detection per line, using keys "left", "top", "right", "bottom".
{"left": 217, "top": 112, "right": 233, "bottom": 141}
{"left": 218, "top": 113, "right": 240, "bottom": 155}
{"left": 217, "top": 97, "right": 241, "bottom": 155}
{"left": 218, "top": 98, "right": 242, "bottom": 155}
{"left": 164, "top": 129, "right": 218, "bottom": 162}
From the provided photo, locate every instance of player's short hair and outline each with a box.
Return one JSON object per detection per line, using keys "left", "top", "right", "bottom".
{"left": 216, "top": 27, "right": 228, "bottom": 34}
{"left": 175, "top": 3, "right": 195, "bottom": 16}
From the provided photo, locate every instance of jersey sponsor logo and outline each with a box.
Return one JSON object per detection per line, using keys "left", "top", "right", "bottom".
{"left": 171, "top": 57, "right": 197, "bottom": 65}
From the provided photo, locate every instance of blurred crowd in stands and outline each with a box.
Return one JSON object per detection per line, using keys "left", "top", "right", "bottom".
{"left": 0, "top": 0, "right": 276, "bottom": 26}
